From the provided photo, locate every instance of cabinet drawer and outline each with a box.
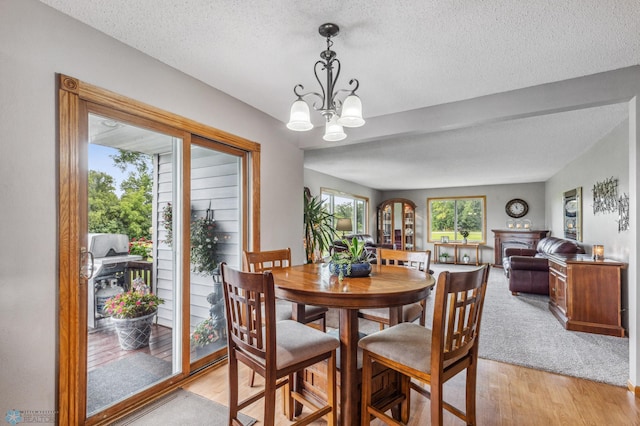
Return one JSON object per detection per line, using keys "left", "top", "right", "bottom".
{"left": 549, "top": 261, "right": 566, "bottom": 276}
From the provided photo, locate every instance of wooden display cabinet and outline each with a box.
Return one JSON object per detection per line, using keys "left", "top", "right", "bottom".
{"left": 547, "top": 254, "right": 626, "bottom": 337}
{"left": 378, "top": 198, "right": 416, "bottom": 251}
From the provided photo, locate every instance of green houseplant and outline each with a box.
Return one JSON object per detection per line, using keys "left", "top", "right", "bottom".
{"left": 460, "top": 229, "right": 470, "bottom": 243}
{"left": 329, "top": 237, "right": 373, "bottom": 279}
{"left": 103, "top": 278, "right": 164, "bottom": 350}
{"left": 303, "top": 187, "right": 336, "bottom": 263}
{"left": 191, "top": 317, "right": 220, "bottom": 357}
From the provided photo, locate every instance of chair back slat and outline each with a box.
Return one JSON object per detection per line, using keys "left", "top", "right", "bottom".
{"left": 221, "top": 263, "right": 276, "bottom": 361}
{"left": 432, "top": 266, "right": 489, "bottom": 368}
{"left": 243, "top": 248, "right": 291, "bottom": 272}
{"left": 376, "top": 248, "right": 431, "bottom": 275}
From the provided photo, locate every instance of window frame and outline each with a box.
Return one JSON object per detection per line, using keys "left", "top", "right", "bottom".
{"left": 320, "top": 187, "right": 369, "bottom": 234}
{"left": 427, "top": 195, "right": 487, "bottom": 244}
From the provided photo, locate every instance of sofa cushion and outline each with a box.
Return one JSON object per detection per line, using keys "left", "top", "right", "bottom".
{"left": 536, "top": 236, "right": 584, "bottom": 254}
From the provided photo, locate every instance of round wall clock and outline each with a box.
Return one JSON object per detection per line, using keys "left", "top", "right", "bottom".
{"left": 506, "top": 198, "right": 528, "bottom": 218}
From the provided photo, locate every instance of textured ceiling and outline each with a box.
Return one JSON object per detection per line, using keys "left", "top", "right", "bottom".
{"left": 39, "top": 0, "right": 639, "bottom": 189}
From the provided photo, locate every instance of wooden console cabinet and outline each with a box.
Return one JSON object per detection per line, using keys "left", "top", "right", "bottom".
{"left": 492, "top": 229, "right": 549, "bottom": 267}
{"left": 547, "top": 254, "right": 625, "bottom": 337}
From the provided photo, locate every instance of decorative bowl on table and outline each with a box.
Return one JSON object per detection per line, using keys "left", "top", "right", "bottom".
{"left": 329, "top": 261, "right": 372, "bottom": 278}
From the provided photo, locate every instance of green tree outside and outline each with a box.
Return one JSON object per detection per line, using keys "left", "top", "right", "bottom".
{"left": 88, "top": 149, "right": 153, "bottom": 240}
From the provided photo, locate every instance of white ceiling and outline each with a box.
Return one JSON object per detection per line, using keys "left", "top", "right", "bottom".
{"left": 39, "top": 0, "right": 640, "bottom": 190}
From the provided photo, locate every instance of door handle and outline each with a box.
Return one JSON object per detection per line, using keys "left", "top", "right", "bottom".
{"left": 80, "top": 247, "right": 95, "bottom": 279}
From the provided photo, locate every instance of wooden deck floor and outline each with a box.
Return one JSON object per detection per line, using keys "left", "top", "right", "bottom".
{"left": 87, "top": 320, "right": 173, "bottom": 372}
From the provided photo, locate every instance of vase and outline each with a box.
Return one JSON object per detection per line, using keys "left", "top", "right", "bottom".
{"left": 329, "top": 261, "right": 372, "bottom": 277}
{"left": 111, "top": 311, "right": 156, "bottom": 350}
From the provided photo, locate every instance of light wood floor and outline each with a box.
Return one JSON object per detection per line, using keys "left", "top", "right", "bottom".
{"left": 184, "top": 358, "right": 640, "bottom": 425}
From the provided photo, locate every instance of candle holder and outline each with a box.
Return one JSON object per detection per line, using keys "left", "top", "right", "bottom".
{"left": 592, "top": 245, "right": 605, "bottom": 261}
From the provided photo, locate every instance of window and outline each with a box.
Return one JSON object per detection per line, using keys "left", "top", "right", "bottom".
{"left": 427, "top": 196, "right": 486, "bottom": 243}
{"left": 321, "top": 188, "right": 368, "bottom": 234}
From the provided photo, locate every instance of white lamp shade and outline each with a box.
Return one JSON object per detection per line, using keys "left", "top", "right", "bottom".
{"left": 337, "top": 94, "right": 365, "bottom": 127}
{"left": 323, "top": 115, "right": 347, "bottom": 141}
{"left": 286, "top": 99, "right": 313, "bottom": 131}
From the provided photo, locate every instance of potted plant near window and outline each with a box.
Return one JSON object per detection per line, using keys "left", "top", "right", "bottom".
{"left": 103, "top": 278, "right": 164, "bottom": 350}
{"left": 329, "top": 237, "right": 373, "bottom": 279}
{"left": 460, "top": 230, "right": 470, "bottom": 244}
{"left": 163, "top": 203, "right": 224, "bottom": 340}
{"left": 439, "top": 252, "right": 451, "bottom": 263}
{"left": 304, "top": 187, "right": 336, "bottom": 263}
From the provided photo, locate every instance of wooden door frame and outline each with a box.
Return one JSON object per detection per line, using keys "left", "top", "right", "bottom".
{"left": 57, "top": 74, "right": 260, "bottom": 424}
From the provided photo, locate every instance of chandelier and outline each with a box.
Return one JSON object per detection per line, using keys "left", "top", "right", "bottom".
{"left": 286, "top": 23, "right": 365, "bottom": 141}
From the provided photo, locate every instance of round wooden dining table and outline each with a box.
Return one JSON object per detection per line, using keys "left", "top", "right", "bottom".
{"left": 271, "top": 262, "right": 435, "bottom": 426}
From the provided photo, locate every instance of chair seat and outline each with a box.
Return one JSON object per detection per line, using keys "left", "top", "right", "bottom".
{"left": 359, "top": 322, "right": 433, "bottom": 374}
{"left": 274, "top": 299, "right": 328, "bottom": 322}
{"left": 247, "top": 320, "right": 339, "bottom": 370}
{"left": 359, "top": 302, "right": 423, "bottom": 323}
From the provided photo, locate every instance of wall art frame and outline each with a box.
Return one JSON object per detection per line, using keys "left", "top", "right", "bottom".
{"left": 563, "top": 187, "right": 582, "bottom": 241}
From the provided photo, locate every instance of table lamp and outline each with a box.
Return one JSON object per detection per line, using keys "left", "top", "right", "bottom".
{"left": 336, "top": 218, "right": 353, "bottom": 238}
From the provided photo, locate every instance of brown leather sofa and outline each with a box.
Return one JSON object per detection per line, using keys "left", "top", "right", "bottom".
{"left": 503, "top": 236, "right": 585, "bottom": 296}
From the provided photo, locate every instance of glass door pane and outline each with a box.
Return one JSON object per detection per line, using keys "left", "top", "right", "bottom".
{"left": 189, "top": 143, "right": 242, "bottom": 362}
{"left": 86, "top": 113, "right": 180, "bottom": 416}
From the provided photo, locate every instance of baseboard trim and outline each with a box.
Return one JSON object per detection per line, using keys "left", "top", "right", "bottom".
{"left": 627, "top": 380, "right": 640, "bottom": 397}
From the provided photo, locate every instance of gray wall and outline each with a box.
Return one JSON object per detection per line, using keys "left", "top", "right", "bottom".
{"left": 546, "top": 119, "right": 630, "bottom": 261}
{"left": 0, "top": 0, "right": 304, "bottom": 415}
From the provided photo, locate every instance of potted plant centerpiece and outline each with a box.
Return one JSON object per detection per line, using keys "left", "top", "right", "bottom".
{"left": 103, "top": 277, "right": 164, "bottom": 350}
{"left": 329, "top": 237, "right": 373, "bottom": 279}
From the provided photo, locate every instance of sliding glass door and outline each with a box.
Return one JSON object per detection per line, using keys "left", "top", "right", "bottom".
{"left": 85, "top": 112, "right": 183, "bottom": 416}
{"left": 57, "top": 74, "right": 260, "bottom": 425}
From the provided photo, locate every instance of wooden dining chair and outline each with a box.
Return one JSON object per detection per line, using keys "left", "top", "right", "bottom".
{"left": 242, "top": 248, "right": 329, "bottom": 387}
{"left": 358, "top": 248, "right": 432, "bottom": 329}
{"left": 358, "top": 264, "right": 489, "bottom": 426}
{"left": 221, "top": 263, "right": 338, "bottom": 426}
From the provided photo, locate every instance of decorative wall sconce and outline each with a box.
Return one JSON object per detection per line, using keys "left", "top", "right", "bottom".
{"left": 617, "top": 193, "right": 629, "bottom": 232}
{"left": 592, "top": 177, "right": 618, "bottom": 215}
{"left": 592, "top": 244, "right": 605, "bottom": 261}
